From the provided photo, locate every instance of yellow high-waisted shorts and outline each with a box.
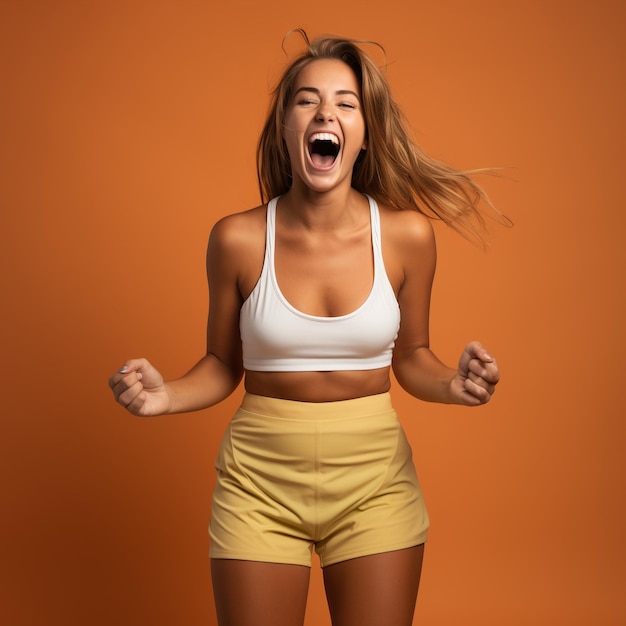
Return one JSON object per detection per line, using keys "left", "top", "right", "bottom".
{"left": 209, "top": 393, "right": 429, "bottom": 568}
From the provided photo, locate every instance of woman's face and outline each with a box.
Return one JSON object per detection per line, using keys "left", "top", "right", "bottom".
{"left": 283, "top": 58, "right": 366, "bottom": 194}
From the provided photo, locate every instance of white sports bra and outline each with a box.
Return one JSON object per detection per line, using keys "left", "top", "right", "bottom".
{"left": 240, "top": 195, "right": 401, "bottom": 372}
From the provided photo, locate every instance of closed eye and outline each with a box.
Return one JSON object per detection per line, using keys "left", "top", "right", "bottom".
{"left": 297, "top": 98, "right": 319, "bottom": 106}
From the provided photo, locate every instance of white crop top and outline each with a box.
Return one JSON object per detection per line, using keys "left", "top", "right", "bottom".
{"left": 240, "top": 195, "right": 401, "bottom": 372}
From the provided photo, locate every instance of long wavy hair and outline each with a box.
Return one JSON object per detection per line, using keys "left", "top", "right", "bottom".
{"left": 257, "top": 31, "right": 508, "bottom": 243}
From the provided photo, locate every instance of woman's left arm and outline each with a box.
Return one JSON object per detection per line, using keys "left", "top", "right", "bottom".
{"left": 390, "top": 212, "right": 500, "bottom": 406}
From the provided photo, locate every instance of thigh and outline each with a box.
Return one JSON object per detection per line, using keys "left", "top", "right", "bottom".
{"left": 323, "top": 545, "right": 424, "bottom": 626}
{"left": 211, "top": 559, "right": 311, "bottom": 626}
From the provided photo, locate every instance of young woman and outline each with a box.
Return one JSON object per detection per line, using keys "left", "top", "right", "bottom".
{"left": 109, "top": 34, "right": 500, "bottom": 626}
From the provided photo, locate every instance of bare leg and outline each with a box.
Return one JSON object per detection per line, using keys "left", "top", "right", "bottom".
{"left": 211, "top": 559, "right": 311, "bottom": 626}
{"left": 323, "top": 545, "right": 424, "bottom": 626}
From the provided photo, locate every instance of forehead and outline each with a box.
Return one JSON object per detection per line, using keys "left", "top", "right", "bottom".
{"left": 294, "top": 58, "right": 360, "bottom": 93}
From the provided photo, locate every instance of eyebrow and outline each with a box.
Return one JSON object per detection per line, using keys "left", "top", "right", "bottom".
{"left": 294, "top": 86, "right": 361, "bottom": 99}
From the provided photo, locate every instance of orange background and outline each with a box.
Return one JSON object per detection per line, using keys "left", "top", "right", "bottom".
{"left": 1, "top": 1, "right": 624, "bottom": 624}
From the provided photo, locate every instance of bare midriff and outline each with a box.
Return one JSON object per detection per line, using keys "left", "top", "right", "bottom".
{"left": 244, "top": 367, "right": 391, "bottom": 403}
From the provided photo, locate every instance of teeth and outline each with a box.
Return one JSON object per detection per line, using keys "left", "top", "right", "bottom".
{"left": 309, "top": 133, "right": 339, "bottom": 145}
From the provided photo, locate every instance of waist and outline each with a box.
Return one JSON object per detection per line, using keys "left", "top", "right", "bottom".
{"left": 239, "top": 390, "right": 394, "bottom": 421}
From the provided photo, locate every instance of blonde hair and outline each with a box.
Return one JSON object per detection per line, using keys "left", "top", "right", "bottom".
{"left": 257, "top": 31, "right": 508, "bottom": 243}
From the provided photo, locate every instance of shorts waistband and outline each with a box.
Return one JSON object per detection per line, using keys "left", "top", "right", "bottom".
{"left": 239, "top": 392, "right": 394, "bottom": 421}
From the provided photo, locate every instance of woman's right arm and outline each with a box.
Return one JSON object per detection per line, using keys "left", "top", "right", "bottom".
{"left": 108, "top": 216, "right": 245, "bottom": 416}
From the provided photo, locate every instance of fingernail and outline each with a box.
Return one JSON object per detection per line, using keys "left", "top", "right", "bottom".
{"left": 119, "top": 366, "right": 128, "bottom": 374}
{"left": 137, "top": 373, "right": 143, "bottom": 380}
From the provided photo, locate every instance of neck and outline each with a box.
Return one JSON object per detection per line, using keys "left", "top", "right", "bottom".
{"left": 280, "top": 185, "right": 366, "bottom": 231}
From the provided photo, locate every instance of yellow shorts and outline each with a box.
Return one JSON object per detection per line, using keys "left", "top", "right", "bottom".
{"left": 209, "top": 393, "right": 429, "bottom": 568}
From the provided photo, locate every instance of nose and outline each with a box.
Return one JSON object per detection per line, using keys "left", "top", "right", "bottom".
{"left": 316, "top": 106, "right": 335, "bottom": 122}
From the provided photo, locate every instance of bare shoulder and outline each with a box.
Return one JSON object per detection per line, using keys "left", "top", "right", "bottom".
{"left": 207, "top": 205, "right": 267, "bottom": 294}
{"left": 376, "top": 204, "right": 436, "bottom": 294}
{"left": 208, "top": 205, "right": 266, "bottom": 269}
{"left": 209, "top": 205, "right": 266, "bottom": 252}
{"left": 379, "top": 204, "right": 436, "bottom": 255}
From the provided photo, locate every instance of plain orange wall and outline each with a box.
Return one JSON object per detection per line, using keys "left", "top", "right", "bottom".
{"left": 1, "top": 1, "right": 624, "bottom": 625}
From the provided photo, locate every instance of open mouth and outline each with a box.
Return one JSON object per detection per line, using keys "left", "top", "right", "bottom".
{"left": 308, "top": 132, "right": 340, "bottom": 168}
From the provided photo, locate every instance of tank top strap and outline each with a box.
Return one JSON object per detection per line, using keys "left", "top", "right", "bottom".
{"left": 265, "top": 196, "right": 278, "bottom": 263}
{"left": 366, "top": 194, "right": 385, "bottom": 275}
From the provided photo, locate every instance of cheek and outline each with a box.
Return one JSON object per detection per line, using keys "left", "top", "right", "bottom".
{"left": 344, "top": 111, "right": 366, "bottom": 145}
{"left": 283, "top": 108, "right": 307, "bottom": 134}
{"left": 282, "top": 113, "right": 305, "bottom": 149}
{"left": 282, "top": 129, "right": 300, "bottom": 160}
{"left": 281, "top": 118, "right": 295, "bottom": 149}
{"left": 348, "top": 120, "right": 367, "bottom": 153}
